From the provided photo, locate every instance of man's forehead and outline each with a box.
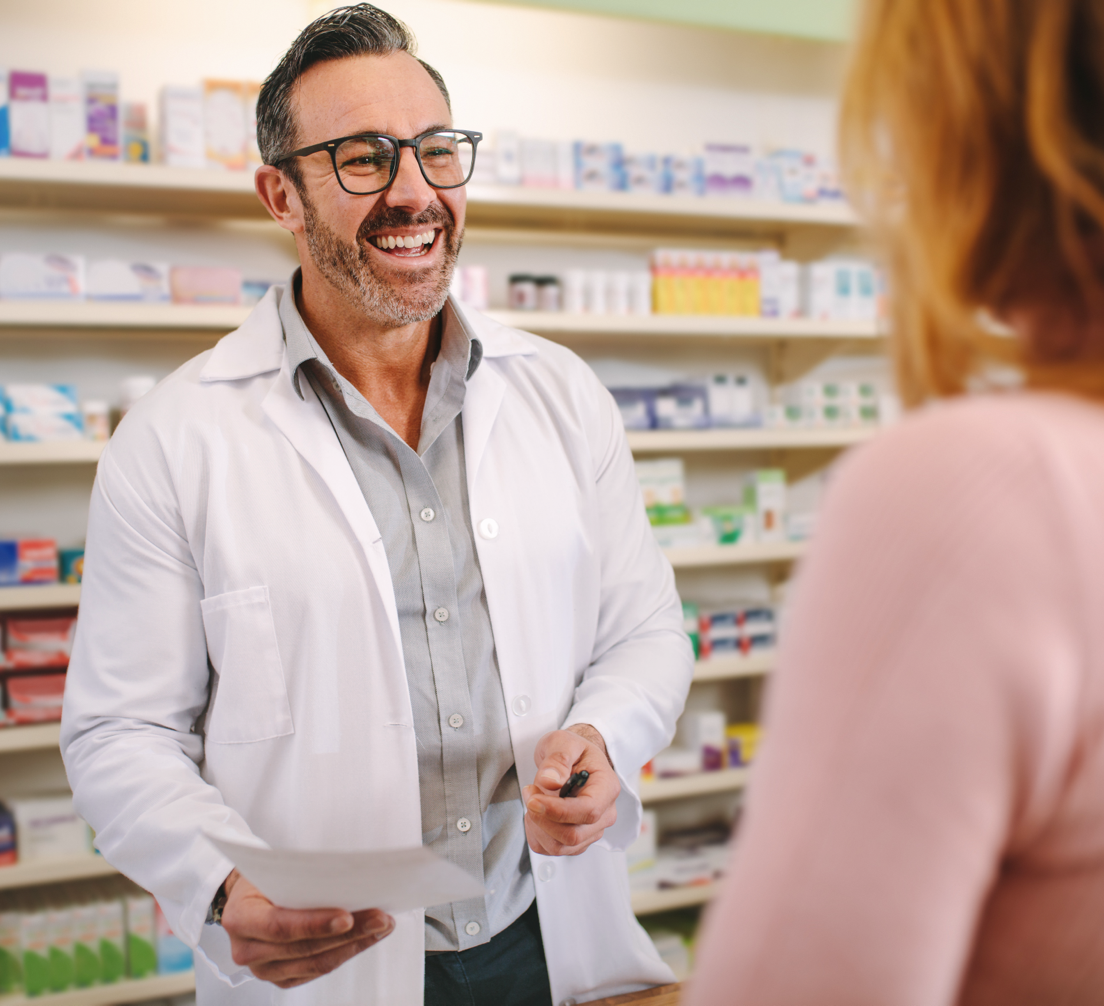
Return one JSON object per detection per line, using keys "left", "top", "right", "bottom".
{"left": 294, "top": 51, "right": 450, "bottom": 140}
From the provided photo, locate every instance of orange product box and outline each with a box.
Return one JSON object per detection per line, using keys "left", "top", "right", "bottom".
{"left": 5, "top": 672, "right": 66, "bottom": 723}
{"left": 170, "top": 266, "right": 243, "bottom": 305}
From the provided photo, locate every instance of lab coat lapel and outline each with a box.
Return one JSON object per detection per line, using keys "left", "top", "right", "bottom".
{"left": 462, "top": 360, "right": 506, "bottom": 486}
{"left": 261, "top": 357, "right": 403, "bottom": 663}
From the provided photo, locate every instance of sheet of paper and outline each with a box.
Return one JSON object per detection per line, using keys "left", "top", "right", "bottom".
{"left": 205, "top": 833, "right": 485, "bottom": 913}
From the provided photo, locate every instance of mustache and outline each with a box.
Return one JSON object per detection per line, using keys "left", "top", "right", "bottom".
{"left": 356, "top": 202, "right": 455, "bottom": 244}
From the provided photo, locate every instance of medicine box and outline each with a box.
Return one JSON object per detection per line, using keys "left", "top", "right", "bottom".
{"left": 244, "top": 81, "right": 262, "bottom": 167}
{"left": 678, "top": 710, "right": 727, "bottom": 771}
{"left": 124, "top": 893, "right": 156, "bottom": 977}
{"left": 8, "top": 795, "right": 91, "bottom": 861}
{"left": 662, "top": 155, "right": 704, "bottom": 197}
{"left": 169, "top": 265, "right": 242, "bottom": 305}
{"left": 635, "top": 457, "right": 689, "bottom": 526}
{"left": 204, "top": 79, "right": 247, "bottom": 171}
{"left": 83, "top": 71, "right": 120, "bottom": 161}
{"left": 744, "top": 469, "right": 787, "bottom": 542}
{"left": 0, "top": 539, "right": 59, "bottom": 585}
{"left": 48, "top": 77, "right": 83, "bottom": 161}
{"left": 704, "top": 143, "right": 754, "bottom": 198}
{"left": 654, "top": 384, "right": 709, "bottom": 430}
{"left": 574, "top": 141, "right": 624, "bottom": 192}
{"left": 9, "top": 71, "right": 48, "bottom": 159}
{"left": 160, "top": 86, "right": 205, "bottom": 169}
{"left": 86, "top": 260, "right": 170, "bottom": 302}
{"left": 122, "top": 102, "right": 150, "bottom": 163}
{"left": 0, "top": 69, "right": 10, "bottom": 156}
{"left": 0, "top": 253, "right": 85, "bottom": 300}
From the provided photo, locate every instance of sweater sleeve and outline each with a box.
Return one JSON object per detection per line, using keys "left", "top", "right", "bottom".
{"left": 686, "top": 402, "right": 1083, "bottom": 1006}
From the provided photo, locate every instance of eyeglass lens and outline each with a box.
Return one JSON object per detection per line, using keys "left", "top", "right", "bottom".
{"left": 334, "top": 131, "right": 475, "bottom": 193}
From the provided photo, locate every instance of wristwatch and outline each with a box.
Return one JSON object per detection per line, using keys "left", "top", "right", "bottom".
{"left": 205, "top": 880, "right": 229, "bottom": 926}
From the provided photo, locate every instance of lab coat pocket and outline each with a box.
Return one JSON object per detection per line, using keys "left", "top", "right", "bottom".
{"left": 200, "top": 585, "right": 294, "bottom": 744}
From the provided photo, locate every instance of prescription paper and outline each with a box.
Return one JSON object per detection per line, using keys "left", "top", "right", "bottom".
{"left": 204, "top": 833, "right": 484, "bottom": 913}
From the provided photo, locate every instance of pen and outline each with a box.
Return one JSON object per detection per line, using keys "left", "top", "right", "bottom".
{"left": 559, "top": 770, "right": 589, "bottom": 799}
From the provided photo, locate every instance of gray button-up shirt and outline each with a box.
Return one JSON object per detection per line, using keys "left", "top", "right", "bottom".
{"left": 279, "top": 275, "right": 534, "bottom": 951}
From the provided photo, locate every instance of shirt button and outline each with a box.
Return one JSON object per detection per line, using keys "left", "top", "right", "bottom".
{"left": 511, "top": 695, "right": 531, "bottom": 717}
{"left": 538, "top": 861, "right": 555, "bottom": 883}
{"left": 434, "top": 607, "right": 449, "bottom": 623}
{"left": 420, "top": 507, "right": 435, "bottom": 522}
{"left": 478, "top": 517, "right": 499, "bottom": 539}
{"left": 465, "top": 921, "right": 481, "bottom": 937}
{"left": 456, "top": 817, "right": 472, "bottom": 833}
{"left": 448, "top": 713, "right": 464, "bottom": 729}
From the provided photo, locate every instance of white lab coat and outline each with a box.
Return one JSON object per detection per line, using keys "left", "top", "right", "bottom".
{"left": 61, "top": 286, "right": 692, "bottom": 1006}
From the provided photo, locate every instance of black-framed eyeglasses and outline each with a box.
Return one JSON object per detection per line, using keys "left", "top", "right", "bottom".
{"left": 280, "top": 128, "right": 482, "bottom": 195}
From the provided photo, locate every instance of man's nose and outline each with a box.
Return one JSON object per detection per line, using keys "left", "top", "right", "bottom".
{"left": 383, "top": 145, "right": 436, "bottom": 214}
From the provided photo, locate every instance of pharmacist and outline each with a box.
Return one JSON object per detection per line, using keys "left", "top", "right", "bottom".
{"left": 60, "top": 6, "right": 691, "bottom": 1006}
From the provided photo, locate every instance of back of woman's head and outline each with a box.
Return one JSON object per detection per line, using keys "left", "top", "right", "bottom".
{"left": 841, "top": 0, "right": 1104, "bottom": 404}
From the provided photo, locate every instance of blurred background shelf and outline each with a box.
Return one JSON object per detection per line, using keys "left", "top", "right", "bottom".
{"left": 627, "top": 427, "right": 874, "bottom": 453}
{"left": 640, "top": 768, "right": 749, "bottom": 804}
{"left": 693, "top": 651, "right": 774, "bottom": 682}
{"left": 0, "top": 970, "right": 195, "bottom": 1006}
{"left": 0, "top": 584, "right": 82, "bottom": 611}
{"left": 0, "top": 722, "right": 63, "bottom": 754}
{"left": 664, "top": 541, "right": 805, "bottom": 568}
{"left": 0, "top": 441, "right": 105, "bottom": 465}
{"left": 0, "top": 855, "right": 117, "bottom": 891}
{"left": 632, "top": 883, "right": 718, "bottom": 916}
{"left": 0, "top": 300, "right": 251, "bottom": 335}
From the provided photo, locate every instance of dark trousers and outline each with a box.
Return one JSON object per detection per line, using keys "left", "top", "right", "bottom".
{"left": 424, "top": 901, "right": 553, "bottom": 1006}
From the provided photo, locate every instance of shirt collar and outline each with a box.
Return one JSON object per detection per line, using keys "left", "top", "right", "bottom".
{"left": 279, "top": 268, "right": 483, "bottom": 400}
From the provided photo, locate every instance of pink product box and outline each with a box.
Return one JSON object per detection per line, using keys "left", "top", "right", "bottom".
{"left": 169, "top": 266, "right": 243, "bottom": 305}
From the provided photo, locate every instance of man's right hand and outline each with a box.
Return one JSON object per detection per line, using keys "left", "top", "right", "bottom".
{"left": 220, "top": 870, "right": 395, "bottom": 989}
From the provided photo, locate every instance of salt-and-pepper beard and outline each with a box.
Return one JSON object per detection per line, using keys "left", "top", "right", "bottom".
{"left": 301, "top": 191, "right": 462, "bottom": 327}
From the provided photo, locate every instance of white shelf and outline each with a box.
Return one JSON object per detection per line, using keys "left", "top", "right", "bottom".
{"left": 627, "top": 427, "right": 874, "bottom": 453}
{"left": 640, "top": 767, "right": 749, "bottom": 804}
{"left": 693, "top": 650, "right": 774, "bottom": 682}
{"left": 0, "top": 855, "right": 117, "bottom": 891}
{"left": 0, "top": 722, "right": 62, "bottom": 754}
{"left": 632, "top": 882, "right": 717, "bottom": 915}
{"left": 0, "top": 160, "right": 857, "bottom": 236}
{"left": 664, "top": 540, "right": 805, "bottom": 568}
{"left": 0, "top": 971, "right": 194, "bottom": 1006}
{"left": 0, "top": 584, "right": 81, "bottom": 611}
{"left": 484, "top": 311, "right": 880, "bottom": 340}
{"left": 0, "top": 441, "right": 105, "bottom": 465}
{"left": 0, "top": 300, "right": 250, "bottom": 333}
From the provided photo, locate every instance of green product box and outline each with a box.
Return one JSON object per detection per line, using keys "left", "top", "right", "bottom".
{"left": 125, "top": 892, "right": 158, "bottom": 978}
{"left": 681, "top": 601, "right": 700, "bottom": 658}
{"left": 71, "top": 902, "right": 101, "bottom": 987}
{"left": 700, "top": 505, "right": 752, "bottom": 545}
{"left": 20, "top": 907, "right": 50, "bottom": 997}
{"left": 59, "top": 547, "right": 85, "bottom": 584}
{"left": 97, "top": 895, "right": 126, "bottom": 984}
{"left": 46, "top": 903, "right": 75, "bottom": 992}
{"left": 0, "top": 906, "right": 22, "bottom": 994}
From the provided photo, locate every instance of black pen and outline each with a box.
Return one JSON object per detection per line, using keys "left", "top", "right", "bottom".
{"left": 559, "top": 770, "right": 589, "bottom": 799}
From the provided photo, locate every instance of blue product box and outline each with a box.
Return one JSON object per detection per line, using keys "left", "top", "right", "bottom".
{"left": 623, "top": 153, "right": 661, "bottom": 195}
{"left": 653, "top": 384, "right": 709, "bottom": 430}
{"left": 574, "top": 141, "right": 625, "bottom": 192}
{"left": 662, "top": 155, "right": 704, "bottom": 197}
{"left": 0, "top": 541, "right": 17, "bottom": 586}
{"left": 611, "top": 388, "right": 656, "bottom": 430}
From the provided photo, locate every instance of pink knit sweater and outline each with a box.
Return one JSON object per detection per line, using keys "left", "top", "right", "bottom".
{"left": 686, "top": 392, "right": 1104, "bottom": 1005}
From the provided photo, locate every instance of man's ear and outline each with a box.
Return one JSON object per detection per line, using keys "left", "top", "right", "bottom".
{"left": 255, "top": 165, "right": 306, "bottom": 235}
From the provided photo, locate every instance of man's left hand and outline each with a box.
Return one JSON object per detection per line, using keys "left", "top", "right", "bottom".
{"left": 523, "top": 724, "right": 620, "bottom": 856}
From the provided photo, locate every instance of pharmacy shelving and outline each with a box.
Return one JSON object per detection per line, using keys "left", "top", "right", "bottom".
{"left": 693, "top": 650, "right": 774, "bottom": 682}
{"left": 0, "top": 971, "right": 195, "bottom": 1006}
{"left": 0, "top": 301, "right": 879, "bottom": 346}
{"left": 664, "top": 541, "right": 805, "bottom": 569}
{"left": 0, "top": 722, "right": 63, "bottom": 754}
{"left": 0, "top": 441, "right": 105, "bottom": 465}
{"left": 631, "top": 883, "right": 717, "bottom": 916}
{"left": 0, "top": 855, "right": 117, "bottom": 891}
{"left": 640, "top": 768, "right": 749, "bottom": 805}
{"left": 0, "top": 584, "right": 81, "bottom": 612}
{"left": 483, "top": 311, "right": 881, "bottom": 341}
{"left": 0, "top": 159, "right": 856, "bottom": 237}
{"left": 627, "top": 427, "right": 874, "bottom": 453}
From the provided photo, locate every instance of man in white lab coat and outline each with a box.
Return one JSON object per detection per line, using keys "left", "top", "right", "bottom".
{"left": 61, "top": 5, "right": 692, "bottom": 1005}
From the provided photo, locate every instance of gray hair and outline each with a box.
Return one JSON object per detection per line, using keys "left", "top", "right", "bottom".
{"left": 256, "top": 3, "right": 451, "bottom": 180}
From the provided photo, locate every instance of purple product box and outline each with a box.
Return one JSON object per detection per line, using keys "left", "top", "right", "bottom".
{"left": 84, "top": 71, "right": 120, "bottom": 161}
{"left": 9, "top": 71, "right": 48, "bottom": 158}
{"left": 610, "top": 388, "right": 656, "bottom": 430}
{"left": 704, "top": 143, "right": 754, "bottom": 198}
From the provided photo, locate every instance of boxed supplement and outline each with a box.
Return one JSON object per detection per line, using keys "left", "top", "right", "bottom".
{"left": 160, "top": 86, "right": 205, "bottom": 168}
{"left": 9, "top": 71, "right": 48, "bottom": 158}
{"left": 154, "top": 901, "right": 193, "bottom": 973}
{"left": 244, "top": 82, "right": 262, "bottom": 167}
{"left": 20, "top": 900, "right": 50, "bottom": 997}
{"left": 520, "top": 139, "right": 558, "bottom": 189}
{"left": 4, "top": 413, "right": 84, "bottom": 441}
{"left": 96, "top": 889, "right": 126, "bottom": 983}
{"left": 0, "top": 539, "right": 59, "bottom": 585}
{"left": 203, "top": 79, "right": 247, "bottom": 170}
{"left": 3, "top": 383, "right": 79, "bottom": 415}
{"left": 727, "top": 723, "right": 763, "bottom": 767}
{"left": 122, "top": 102, "right": 149, "bottom": 163}
{"left": 623, "top": 153, "right": 661, "bottom": 195}
{"left": 0, "top": 898, "right": 20, "bottom": 993}
{"left": 681, "top": 601, "right": 700, "bottom": 658}
{"left": 48, "top": 77, "right": 83, "bottom": 161}
{"left": 494, "top": 131, "right": 521, "bottom": 185}
{"left": 652, "top": 747, "right": 701, "bottom": 778}
{"left": 124, "top": 890, "right": 156, "bottom": 977}
{"left": 6, "top": 614, "right": 77, "bottom": 656}
{"left": 704, "top": 143, "right": 754, "bottom": 198}
{"left": 0, "top": 805, "right": 14, "bottom": 866}
{"left": 678, "top": 711, "right": 727, "bottom": 771}
{"left": 744, "top": 469, "right": 787, "bottom": 542}
{"left": 700, "top": 505, "right": 754, "bottom": 546}
{"left": 0, "top": 69, "right": 9, "bottom": 156}
{"left": 611, "top": 388, "right": 655, "bottom": 431}
{"left": 661, "top": 154, "right": 704, "bottom": 197}
{"left": 83, "top": 71, "right": 120, "bottom": 161}
{"left": 635, "top": 458, "right": 690, "bottom": 526}
{"left": 86, "top": 260, "right": 170, "bottom": 301}
{"left": 70, "top": 898, "right": 100, "bottom": 987}
{"left": 8, "top": 795, "right": 90, "bottom": 859}
{"left": 574, "top": 141, "right": 624, "bottom": 192}
{"left": 45, "top": 898, "right": 74, "bottom": 992}
{"left": 0, "top": 253, "right": 85, "bottom": 300}
{"left": 170, "top": 266, "right": 242, "bottom": 305}
{"left": 653, "top": 384, "right": 709, "bottom": 430}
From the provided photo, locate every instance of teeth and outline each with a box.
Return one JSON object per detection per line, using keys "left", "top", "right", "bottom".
{"left": 374, "top": 231, "right": 436, "bottom": 250}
